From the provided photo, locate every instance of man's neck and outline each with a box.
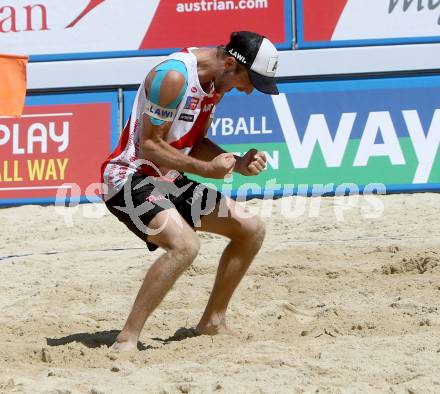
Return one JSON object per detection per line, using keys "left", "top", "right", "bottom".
{"left": 193, "top": 47, "right": 221, "bottom": 89}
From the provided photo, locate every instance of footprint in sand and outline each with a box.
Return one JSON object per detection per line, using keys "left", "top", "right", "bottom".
{"left": 256, "top": 301, "right": 316, "bottom": 325}
{"left": 381, "top": 255, "right": 439, "bottom": 275}
{"left": 278, "top": 302, "right": 316, "bottom": 324}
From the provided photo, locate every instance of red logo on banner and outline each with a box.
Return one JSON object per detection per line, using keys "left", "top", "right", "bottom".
{"left": 302, "top": 0, "right": 348, "bottom": 41}
{"left": 0, "top": 103, "right": 110, "bottom": 202}
{"left": 65, "top": 0, "right": 107, "bottom": 28}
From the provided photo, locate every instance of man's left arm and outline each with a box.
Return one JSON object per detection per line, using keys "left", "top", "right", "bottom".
{"left": 190, "top": 118, "right": 267, "bottom": 176}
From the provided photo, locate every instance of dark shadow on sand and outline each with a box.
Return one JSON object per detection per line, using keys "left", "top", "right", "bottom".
{"left": 152, "top": 327, "right": 200, "bottom": 344}
{"left": 46, "top": 330, "right": 150, "bottom": 351}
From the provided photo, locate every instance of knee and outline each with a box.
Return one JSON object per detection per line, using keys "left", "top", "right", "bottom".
{"left": 183, "top": 235, "right": 201, "bottom": 261}
{"left": 171, "top": 234, "right": 200, "bottom": 266}
{"left": 250, "top": 215, "right": 266, "bottom": 246}
{"left": 236, "top": 215, "right": 266, "bottom": 246}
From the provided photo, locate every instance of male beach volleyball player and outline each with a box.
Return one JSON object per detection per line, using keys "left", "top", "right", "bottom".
{"left": 101, "top": 31, "right": 279, "bottom": 351}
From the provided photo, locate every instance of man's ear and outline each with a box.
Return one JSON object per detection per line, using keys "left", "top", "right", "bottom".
{"left": 224, "top": 56, "right": 236, "bottom": 70}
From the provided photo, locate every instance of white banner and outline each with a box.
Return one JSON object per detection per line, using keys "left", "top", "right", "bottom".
{"left": 298, "top": 0, "right": 440, "bottom": 48}
{"left": 0, "top": 0, "right": 160, "bottom": 55}
{"left": 1, "top": 0, "right": 290, "bottom": 58}
{"left": 334, "top": 0, "right": 440, "bottom": 40}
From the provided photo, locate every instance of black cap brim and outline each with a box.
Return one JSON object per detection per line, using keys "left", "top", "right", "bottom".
{"left": 248, "top": 69, "right": 279, "bottom": 95}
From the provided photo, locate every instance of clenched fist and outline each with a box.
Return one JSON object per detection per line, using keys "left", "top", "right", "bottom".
{"left": 205, "top": 153, "right": 236, "bottom": 179}
{"left": 236, "top": 148, "right": 267, "bottom": 176}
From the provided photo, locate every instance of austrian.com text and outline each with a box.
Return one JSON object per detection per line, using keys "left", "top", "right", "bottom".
{"left": 176, "top": 0, "right": 268, "bottom": 13}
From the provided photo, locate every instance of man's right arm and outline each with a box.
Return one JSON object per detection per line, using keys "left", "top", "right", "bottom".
{"left": 139, "top": 67, "right": 234, "bottom": 179}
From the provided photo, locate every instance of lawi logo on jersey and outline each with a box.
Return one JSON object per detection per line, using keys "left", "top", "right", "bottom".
{"left": 205, "top": 75, "right": 440, "bottom": 194}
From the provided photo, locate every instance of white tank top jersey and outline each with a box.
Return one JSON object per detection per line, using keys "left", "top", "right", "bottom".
{"left": 101, "top": 48, "right": 218, "bottom": 200}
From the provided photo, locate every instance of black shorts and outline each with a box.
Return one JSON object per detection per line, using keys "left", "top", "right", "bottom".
{"left": 105, "top": 172, "right": 223, "bottom": 251}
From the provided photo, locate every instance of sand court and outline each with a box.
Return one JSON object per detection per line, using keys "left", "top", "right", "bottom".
{"left": 1, "top": 193, "right": 440, "bottom": 393}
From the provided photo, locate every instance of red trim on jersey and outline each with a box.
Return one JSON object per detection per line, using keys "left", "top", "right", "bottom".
{"left": 137, "top": 163, "right": 162, "bottom": 177}
{"left": 101, "top": 115, "right": 160, "bottom": 183}
{"left": 101, "top": 115, "right": 163, "bottom": 181}
{"left": 100, "top": 115, "right": 132, "bottom": 184}
{"left": 170, "top": 95, "right": 216, "bottom": 150}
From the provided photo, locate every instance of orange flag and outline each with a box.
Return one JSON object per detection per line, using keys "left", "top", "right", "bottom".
{"left": 0, "top": 54, "right": 29, "bottom": 117}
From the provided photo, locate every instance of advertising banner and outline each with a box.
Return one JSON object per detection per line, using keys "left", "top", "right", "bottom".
{"left": 122, "top": 76, "right": 440, "bottom": 197}
{"left": 0, "top": 92, "right": 119, "bottom": 205}
{"left": 1, "top": 0, "right": 292, "bottom": 60}
{"left": 297, "top": 0, "right": 440, "bottom": 48}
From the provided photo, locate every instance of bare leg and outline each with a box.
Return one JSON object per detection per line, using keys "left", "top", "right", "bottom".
{"left": 196, "top": 198, "right": 265, "bottom": 335}
{"left": 113, "top": 209, "right": 200, "bottom": 351}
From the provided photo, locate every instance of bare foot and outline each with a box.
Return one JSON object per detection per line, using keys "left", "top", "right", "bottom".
{"left": 111, "top": 339, "right": 138, "bottom": 351}
{"left": 195, "top": 322, "right": 237, "bottom": 336}
{"left": 110, "top": 332, "right": 138, "bottom": 351}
